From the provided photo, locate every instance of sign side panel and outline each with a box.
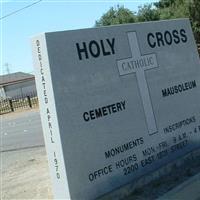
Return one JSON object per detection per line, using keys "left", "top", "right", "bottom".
{"left": 31, "top": 34, "right": 71, "bottom": 199}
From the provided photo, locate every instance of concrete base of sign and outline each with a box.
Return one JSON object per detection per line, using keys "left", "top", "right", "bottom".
{"left": 98, "top": 148, "right": 200, "bottom": 200}
{"left": 157, "top": 172, "right": 200, "bottom": 200}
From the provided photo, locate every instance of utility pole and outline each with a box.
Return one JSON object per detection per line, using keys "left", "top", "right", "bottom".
{"left": 4, "top": 63, "right": 10, "bottom": 74}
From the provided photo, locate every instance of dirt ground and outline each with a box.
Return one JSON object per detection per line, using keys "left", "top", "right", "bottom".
{"left": 1, "top": 147, "right": 53, "bottom": 200}
{"left": 1, "top": 107, "right": 39, "bottom": 120}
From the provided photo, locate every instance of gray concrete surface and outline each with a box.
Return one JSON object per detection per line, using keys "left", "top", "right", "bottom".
{"left": 99, "top": 148, "right": 200, "bottom": 200}
{"left": 1, "top": 146, "right": 53, "bottom": 200}
{"left": 158, "top": 172, "right": 200, "bottom": 200}
{"left": 0, "top": 109, "right": 44, "bottom": 152}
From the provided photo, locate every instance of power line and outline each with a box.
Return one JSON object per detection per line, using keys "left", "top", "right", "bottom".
{"left": 0, "top": 0, "right": 42, "bottom": 20}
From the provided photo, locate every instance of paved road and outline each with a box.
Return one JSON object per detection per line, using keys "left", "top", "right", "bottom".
{"left": 0, "top": 109, "right": 44, "bottom": 152}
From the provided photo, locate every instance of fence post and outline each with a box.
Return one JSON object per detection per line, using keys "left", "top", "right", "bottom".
{"left": 9, "top": 99, "right": 14, "bottom": 112}
{"left": 27, "top": 96, "right": 32, "bottom": 108}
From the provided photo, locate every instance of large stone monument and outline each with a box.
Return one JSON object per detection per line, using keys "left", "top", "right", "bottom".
{"left": 32, "top": 19, "right": 200, "bottom": 200}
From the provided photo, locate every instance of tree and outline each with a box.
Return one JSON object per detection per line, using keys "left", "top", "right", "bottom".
{"left": 154, "top": 0, "right": 176, "bottom": 9}
{"left": 155, "top": 0, "right": 189, "bottom": 20}
{"left": 189, "top": 0, "right": 200, "bottom": 43}
{"left": 95, "top": 5, "right": 136, "bottom": 27}
{"left": 137, "top": 4, "right": 160, "bottom": 22}
{"left": 154, "top": 0, "right": 200, "bottom": 43}
{"left": 95, "top": 1, "right": 200, "bottom": 43}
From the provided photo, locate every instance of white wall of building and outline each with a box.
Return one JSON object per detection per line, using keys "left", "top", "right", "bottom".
{"left": 4, "top": 80, "right": 37, "bottom": 98}
{"left": 0, "top": 87, "right": 6, "bottom": 99}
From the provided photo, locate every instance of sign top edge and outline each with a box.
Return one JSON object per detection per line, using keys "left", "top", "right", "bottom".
{"left": 31, "top": 18, "right": 190, "bottom": 38}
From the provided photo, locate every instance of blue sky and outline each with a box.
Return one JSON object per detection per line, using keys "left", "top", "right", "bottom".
{"left": 1, "top": 0, "right": 158, "bottom": 75}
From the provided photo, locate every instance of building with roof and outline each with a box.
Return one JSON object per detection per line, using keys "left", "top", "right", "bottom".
{"left": 0, "top": 72, "right": 37, "bottom": 99}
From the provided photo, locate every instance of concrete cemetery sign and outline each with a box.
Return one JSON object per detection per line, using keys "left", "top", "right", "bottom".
{"left": 32, "top": 19, "right": 200, "bottom": 200}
